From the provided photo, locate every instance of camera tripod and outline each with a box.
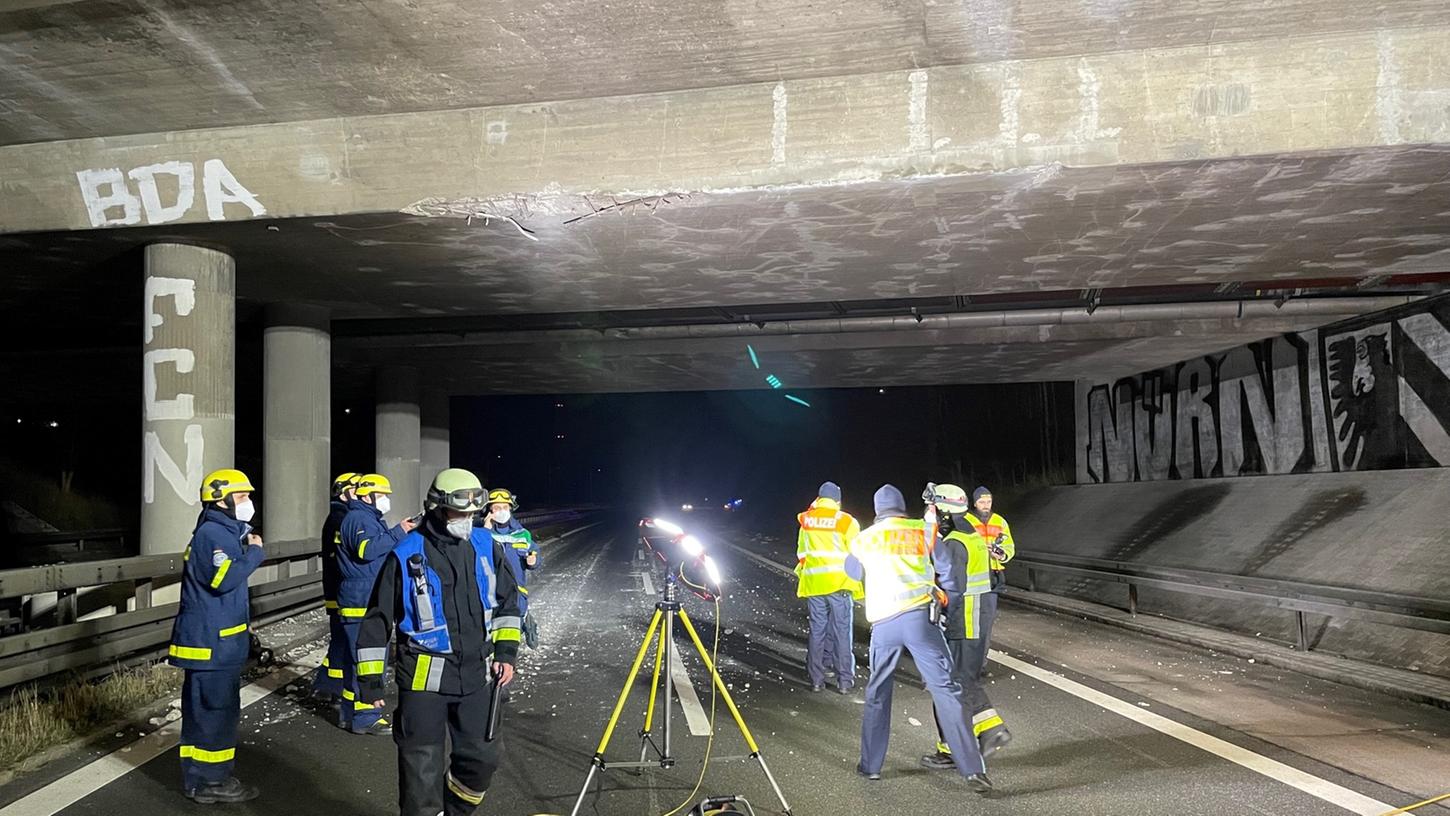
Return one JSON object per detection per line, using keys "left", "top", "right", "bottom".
{"left": 568, "top": 571, "right": 793, "bottom": 816}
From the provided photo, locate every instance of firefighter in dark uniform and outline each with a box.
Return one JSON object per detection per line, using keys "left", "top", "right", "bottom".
{"left": 356, "top": 468, "right": 523, "bottom": 816}
{"left": 338, "top": 472, "right": 417, "bottom": 734}
{"left": 312, "top": 472, "right": 359, "bottom": 701}
{"left": 168, "top": 468, "right": 266, "bottom": 804}
{"left": 919, "top": 484, "right": 1013, "bottom": 771}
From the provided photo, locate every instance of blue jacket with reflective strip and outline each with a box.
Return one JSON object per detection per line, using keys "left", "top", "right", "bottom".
{"left": 484, "top": 517, "right": 538, "bottom": 616}
{"left": 337, "top": 499, "right": 407, "bottom": 617}
{"left": 355, "top": 523, "right": 523, "bottom": 700}
{"left": 392, "top": 531, "right": 497, "bottom": 654}
{"left": 320, "top": 499, "right": 348, "bottom": 609}
{"left": 168, "top": 508, "right": 265, "bottom": 671}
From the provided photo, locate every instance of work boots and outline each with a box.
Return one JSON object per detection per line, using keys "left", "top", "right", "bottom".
{"left": 919, "top": 751, "right": 955, "bottom": 770}
{"left": 965, "top": 773, "right": 994, "bottom": 794}
{"left": 185, "top": 777, "right": 260, "bottom": 804}
{"left": 980, "top": 727, "right": 1013, "bottom": 758}
{"left": 353, "top": 717, "right": 393, "bottom": 736}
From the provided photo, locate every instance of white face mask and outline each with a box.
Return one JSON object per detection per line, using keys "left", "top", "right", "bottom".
{"left": 491, "top": 509, "right": 511, "bottom": 525}
{"left": 375, "top": 495, "right": 392, "bottom": 516}
{"left": 446, "top": 517, "right": 473, "bottom": 539}
{"left": 233, "top": 500, "right": 256, "bottom": 523}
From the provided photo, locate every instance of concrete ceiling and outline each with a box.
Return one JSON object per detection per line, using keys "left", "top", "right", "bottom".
{"left": 3, "top": 0, "right": 1446, "bottom": 145}
{"left": 4, "top": 146, "right": 1449, "bottom": 330}
{"left": 332, "top": 299, "right": 1416, "bottom": 394}
{"left": 2, "top": 1, "right": 1447, "bottom": 398}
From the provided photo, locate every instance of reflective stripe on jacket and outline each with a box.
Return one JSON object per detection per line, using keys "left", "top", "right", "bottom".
{"left": 337, "top": 499, "right": 407, "bottom": 617}
{"left": 320, "top": 499, "right": 347, "bottom": 608}
{"left": 795, "top": 499, "right": 864, "bottom": 599}
{"left": 849, "top": 516, "right": 936, "bottom": 623}
{"left": 484, "top": 517, "right": 537, "bottom": 616}
{"left": 168, "top": 508, "right": 264, "bottom": 671}
{"left": 940, "top": 529, "right": 992, "bottom": 639}
{"left": 356, "top": 529, "right": 522, "bottom": 695}
{"left": 964, "top": 512, "right": 1015, "bottom": 572}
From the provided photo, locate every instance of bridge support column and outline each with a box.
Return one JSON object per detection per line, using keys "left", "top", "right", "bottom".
{"left": 141, "top": 243, "right": 235, "bottom": 557}
{"left": 420, "top": 393, "right": 450, "bottom": 506}
{"left": 375, "top": 366, "right": 420, "bottom": 525}
{"left": 263, "top": 303, "right": 331, "bottom": 552}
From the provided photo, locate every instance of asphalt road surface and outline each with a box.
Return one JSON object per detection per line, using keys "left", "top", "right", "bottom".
{"left": 2, "top": 512, "right": 1446, "bottom": 816}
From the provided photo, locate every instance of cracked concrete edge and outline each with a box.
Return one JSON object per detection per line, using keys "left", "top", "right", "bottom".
{"left": 1000, "top": 590, "right": 1450, "bottom": 712}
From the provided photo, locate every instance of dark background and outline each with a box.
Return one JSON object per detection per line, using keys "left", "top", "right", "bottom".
{"left": 1, "top": 375, "right": 1074, "bottom": 540}
{"left": 447, "top": 384, "right": 1075, "bottom": 521}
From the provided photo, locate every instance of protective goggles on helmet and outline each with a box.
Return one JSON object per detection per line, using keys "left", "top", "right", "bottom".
{"left": 430, "top": 486, "right": 486, "bottom": 512}
{"left": 486, "top": 488, "right": 519, "bottom": 510}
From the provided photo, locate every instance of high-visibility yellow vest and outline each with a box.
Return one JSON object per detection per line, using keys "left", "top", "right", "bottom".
{"left": 795, "top": 499, "right": 864, "bottom": 599}
{"left": 850, "top": 516, "right": 936, "bottom": 623}
{"left": 945, "top": 530, "right": 993, "bottom": 595}
{"left": 962, "top": 513, "right": 1015, "bottom": 572}
{"left": 942, "top": 528, "right": 993, "bottom": 639}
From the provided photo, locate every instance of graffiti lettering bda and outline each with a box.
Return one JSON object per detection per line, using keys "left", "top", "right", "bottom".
{"left": 77, "top": 159, "right": 265, "bottom": 228}
{"left": 143, "top": 276, "right": 202, "bottom": 506}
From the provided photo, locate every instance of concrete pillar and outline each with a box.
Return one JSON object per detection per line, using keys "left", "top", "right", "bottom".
{"left": 375, "top": 366, "right": 420, "bottom": 525}
{"left": 263, "top": 304, "right": 331, "bottom": 546}
{"left": 141, "top": 244, "right": 235, "bottom": 556}
{"left": 420, "top": 392, "right": 451, "bottom": 506}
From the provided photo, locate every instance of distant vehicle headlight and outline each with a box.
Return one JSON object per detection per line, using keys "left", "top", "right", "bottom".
{"left": 681, "top": 503, "right": 694, "bottom": 512}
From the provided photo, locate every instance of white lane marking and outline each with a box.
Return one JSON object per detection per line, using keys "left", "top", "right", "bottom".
{"left": 522, "top": 535, "right": 615, "bottom": 675}
{"left": 730, "top": 541, "right": 1393, "bottom": 815}
{"left": 668, "top": 644, "right": 712, "bottom": 737}
{"left": 0, "top": 647, "right": 326, "bottom": 816}
{"left": 989, "top": 651, "right": 1391, "bottom": 816}
{"left": 731, "top": 543, "right": 795, "bottom": 579}
{"left": 640, "top": 569, "right": 656, "bottom": 597}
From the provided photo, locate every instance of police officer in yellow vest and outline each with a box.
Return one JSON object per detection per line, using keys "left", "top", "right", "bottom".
{"left": 168, "top": 469, "right": 266, "bottom": 804}
{"left": 919, "top": 484, "right": 1012, "bottom": 771}
{"left": 796, "top": 481, "right": 863, "bottom": 693}
{"left": 844, "top": 484, "right": 991, "bottom": 792}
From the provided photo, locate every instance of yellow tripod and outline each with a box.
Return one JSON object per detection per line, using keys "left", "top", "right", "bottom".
{"left": 569, "top": 574, "right": 793, "bottom": 815}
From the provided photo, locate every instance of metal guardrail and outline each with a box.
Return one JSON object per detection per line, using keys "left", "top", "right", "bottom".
{"left": 1, "top": 527, "right": 131, "bottom": 568}
{"left": 0, "top": 508, "right": 599, "bottom": 690}
{"left": 1006, "top": 552, "right": 1450, "bottom": 652}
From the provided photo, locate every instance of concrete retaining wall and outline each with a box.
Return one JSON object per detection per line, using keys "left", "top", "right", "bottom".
{"left": 1007, "top": 467, "right": 1450, "bottom": 678}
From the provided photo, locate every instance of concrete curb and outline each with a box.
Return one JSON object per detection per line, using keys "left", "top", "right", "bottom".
{"left": 1001, "top": 590, "right": 1450, "bottom": 711}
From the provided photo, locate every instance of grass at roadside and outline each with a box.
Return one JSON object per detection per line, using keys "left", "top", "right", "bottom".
{"left": 0, "top": 662, "right": 181, "bottom": 771}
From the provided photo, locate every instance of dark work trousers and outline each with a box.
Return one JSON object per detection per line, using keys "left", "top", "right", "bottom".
{"left": 932, "top": 637, "right": 1008, "bottom": 753}
{"left": 339, "top": 620, "right": 384, "bottom": 731}
{"left": 179, "top": 669, "right": 241, "bottom": 791}
{"left": 806, "top": 590, "right": 855, "bottom": 689}
{"left": 860, "top": 607, "right": 986, "bottom": 778}
{"left": 972, "top": 592, "right": 999, "bottom": 680}
{"left": 311, "top": 612, "right": 347, "bottom": 696}
{"left": 395, "top": 685, "right": 503, "bottom": 816}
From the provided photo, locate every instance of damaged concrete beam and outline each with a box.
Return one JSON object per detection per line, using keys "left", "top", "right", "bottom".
{"left": 2, "top": 25, "right": 1448, "bottom": 234}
